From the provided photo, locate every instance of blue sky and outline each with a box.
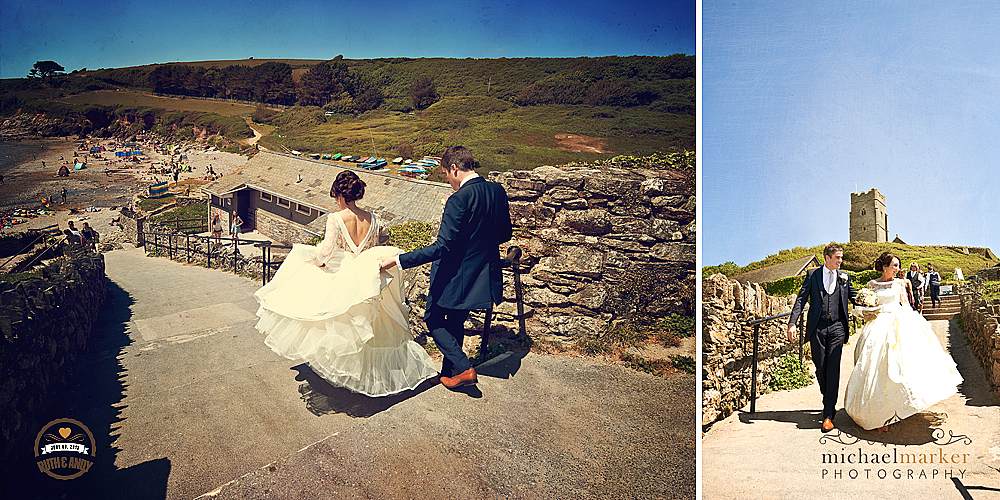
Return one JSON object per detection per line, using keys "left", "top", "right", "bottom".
{"left": 0, "top": 0, "right": 695, "bottom": 79}
{"left": 703, "top": 1, "right": 1000, "bottom": 267}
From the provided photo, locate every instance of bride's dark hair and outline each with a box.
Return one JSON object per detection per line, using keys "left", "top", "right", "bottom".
{"left": 331, "top": 170, "right": 366, "bottom": 202}
{"left": 874, "top": 251, "right": 898, "bottom": 272}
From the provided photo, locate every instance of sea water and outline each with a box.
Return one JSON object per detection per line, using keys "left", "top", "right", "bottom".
{"left": 0, "top": 140, "right": 50, "bottom": 176}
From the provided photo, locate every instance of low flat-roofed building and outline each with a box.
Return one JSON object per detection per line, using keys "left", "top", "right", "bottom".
{"left": 201, "top": 150, "right": 452, "bottom": 244}
{"left": 730, "top": 254, "right": 823, "bottom": 286}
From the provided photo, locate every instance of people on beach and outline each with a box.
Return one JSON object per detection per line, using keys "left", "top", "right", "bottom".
{"left": 81, "top": 222, "right": 98, "bottom": 250}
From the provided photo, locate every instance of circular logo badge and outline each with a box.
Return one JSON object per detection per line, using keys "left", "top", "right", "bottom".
{"left": 34, "top": 418, "right": 96, "bottom": 480}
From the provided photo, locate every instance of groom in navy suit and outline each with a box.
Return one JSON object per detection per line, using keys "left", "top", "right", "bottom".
{"left": 787, "top": 243, "right": 857, "bottom": 431}
{"left": 379, "top": 146, "right": 512, "bottom": 389}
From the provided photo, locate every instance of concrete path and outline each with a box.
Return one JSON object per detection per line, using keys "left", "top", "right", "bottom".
{"left": 16, "top": 246, "right": 695, "bottom": 499}
{"left": 702, "top": 318, "right": 1000, "bottom": 499}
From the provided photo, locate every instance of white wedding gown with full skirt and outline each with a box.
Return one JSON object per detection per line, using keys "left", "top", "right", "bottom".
{"left": 844, "top": 279, "right": 963, "bottom": 430}
{"left": 254, "top": 212, "right": 438, "bottom": 397}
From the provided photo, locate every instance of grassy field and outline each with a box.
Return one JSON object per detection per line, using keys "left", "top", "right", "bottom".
{"left": 705, "top": 241, "right": 998, "bottom": 284}
{"left": 57, "top": 90, "right": 260, "bottom": 117}
{"left": 256, "top": 96, "right": 692, "bottom": 176}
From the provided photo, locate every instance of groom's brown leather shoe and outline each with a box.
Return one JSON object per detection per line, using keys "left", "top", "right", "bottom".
{"left": 822, "top": 418, "right": 835, "bottom": 432}
{"left": 441, "top": 368, "right": 478, "bottom": 389}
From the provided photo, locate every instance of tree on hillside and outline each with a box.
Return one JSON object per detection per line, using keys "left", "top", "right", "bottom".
{"left": 297, "top": 57, "right": 352, "bottom": 107}
{"left": 409, "top": 77, "right": 438, "bottom": 109}
{"left": 28, "top": 61, "right": 65, "bottom": 80}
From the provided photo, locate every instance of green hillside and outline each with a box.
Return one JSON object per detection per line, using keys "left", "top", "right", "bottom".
{"left": 2, "top": 56, "right": 694, "bottom": 172}
{"left": 705, "top": 241, "right": 998, "bottom": 287}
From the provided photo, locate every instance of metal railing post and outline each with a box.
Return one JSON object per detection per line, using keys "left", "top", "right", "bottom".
{"left": 750, "top": 324, "right": 760, "bottom": 414}
{"left": 798, "top": 314, "right": 805, "bottom": 365}
{"left": 478, "top": 246, "right": 522, "bottom": 358}
{"left": 745, "top": 305, "right": 808, "bottom": 416}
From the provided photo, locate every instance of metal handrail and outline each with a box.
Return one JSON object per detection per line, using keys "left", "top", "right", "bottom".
{"left": 253, "top": 241, "right": 293, "bottom": 284}
{"left": 0, "top": 233, "right": 46, "bottom": 269}
{"left": 142, "top": 229, "right": 267, "bottom": 272}
{"left": 746, "top": 306, "right": 807, "bottom": 414}
{"left": 479, "top": 246, "right": 524, "bottom": 357}
{"left": 746, "top": 304, "right": 865, "bottom": 414}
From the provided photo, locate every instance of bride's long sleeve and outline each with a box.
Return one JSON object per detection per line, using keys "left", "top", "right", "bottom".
{"left": 313, "top": 214, "right": 343, "bottom": 266}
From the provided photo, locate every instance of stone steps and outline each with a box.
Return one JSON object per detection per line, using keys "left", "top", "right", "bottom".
{"left": 922, "top": 293, "right": 961, "bottom": 320}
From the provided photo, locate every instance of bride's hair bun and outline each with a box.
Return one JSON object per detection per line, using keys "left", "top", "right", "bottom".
{"left": 874, "top": 251, "right": 898, "bottom": 272}
{"left": 331, "top": 170, "right": 366, "bottom": 202}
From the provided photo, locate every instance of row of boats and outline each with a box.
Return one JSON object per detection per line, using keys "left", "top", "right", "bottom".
{"left": 304, "top": 153, "right": 441, "bottom": 179}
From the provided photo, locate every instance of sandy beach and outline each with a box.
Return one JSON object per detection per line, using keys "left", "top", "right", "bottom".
{"left": 1, "top": 137, "right": 250, "bottom": 239}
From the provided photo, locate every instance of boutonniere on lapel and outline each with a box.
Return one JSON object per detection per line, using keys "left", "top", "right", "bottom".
{"left": 838, "top": 272, "right": 849, "bottom": 284}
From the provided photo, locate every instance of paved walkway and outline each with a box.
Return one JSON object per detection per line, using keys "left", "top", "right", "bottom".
{"left": 702, "top": 318, "right": 1000, "bottom": 499}
{"left": 17, "top": 246, "right": 695, "bottom": 499}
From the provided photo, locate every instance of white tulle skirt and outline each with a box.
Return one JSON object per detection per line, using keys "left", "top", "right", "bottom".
{"left": 844, "top": 304, "right": 963, "bottom": 430}
{"left": 254, "top": 244, "right": 438, "bottom": 397}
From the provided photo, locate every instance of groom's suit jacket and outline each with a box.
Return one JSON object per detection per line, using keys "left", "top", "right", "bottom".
{"left": 399, "top": 176, "right": 512, "bottom": 312}
{"left": 788, "top": 267, "right": 857, "bottom": 344}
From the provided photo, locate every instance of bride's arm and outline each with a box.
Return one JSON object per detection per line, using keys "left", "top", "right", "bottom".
{"left": 313, "top": 214, "right": 342, "bottom": 266}
{"left": 896, "top": 279, "right": 908, "bottom": 306}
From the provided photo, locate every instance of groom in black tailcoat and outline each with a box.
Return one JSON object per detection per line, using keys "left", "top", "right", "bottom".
{"left": 787, "top": 243, "right": 857, "bottom": 432}
{"left": 379, "top": 146, "right": 512, "bottom": 389}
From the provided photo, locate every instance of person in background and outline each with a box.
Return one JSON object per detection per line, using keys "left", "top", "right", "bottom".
{"left": 230, "top": 213, "right": 244, "bottom": 241}
{"left": 926, "top": 263, "right": 941, "bottom": 308}
{"left": 905, "top": 262, "right": 925, "bottom": 313}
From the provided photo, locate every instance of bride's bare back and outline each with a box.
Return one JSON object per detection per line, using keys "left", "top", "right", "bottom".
{"left": 338, "top": 209, "right": 372, "bottom": 248}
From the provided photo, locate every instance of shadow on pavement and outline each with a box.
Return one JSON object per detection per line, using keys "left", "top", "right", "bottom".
{"left": 474, "top": 349, "right": 528, "bottom": 380}
{"left": 818, "top": 411, "right": 957, "bottom": 447}
{"left": 291, "top": 364, "right": 435, "bottom": 418}
{"left": 947, "top": 319, "right": 996, "bottom": 408}
{"left": 5, "top": 280, "right": 172, "bottom": 500}
{"left": 738, "top": 409, "right": 824, "bottom": 430}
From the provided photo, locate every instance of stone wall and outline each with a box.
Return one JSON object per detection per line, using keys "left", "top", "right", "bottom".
{"left": 118, "top": 162, "right": 697, "bottom": 344}
{"left": 0, "top": 245, "right": 107, "bottom": 470}
{"left": 959, "top": 281, "right": 1000, "bottom": 400}
{"left": 0, "top": 232, "right": 42, "bottom": 258}
{"left": 255, "top": 208, "right": 321, "bottom": 245}
{"left": 118, "top": 206, "right": 144, "bottom": 247}
{"left": 702, "top": 273, "right": 799, "bottom": 429}
{"left": 976, "top": 266, "right": 1000, "bottom": 282}
{"left": 482, "top": 164, "right": 695, "bottom": 341}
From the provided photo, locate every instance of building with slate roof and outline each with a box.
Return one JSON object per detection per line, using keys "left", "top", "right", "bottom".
{"left": 201, "top": 150, "right": 452, "bottom": 244}
{"left": 729, "top": 254, "right": 822, "bottom": 286}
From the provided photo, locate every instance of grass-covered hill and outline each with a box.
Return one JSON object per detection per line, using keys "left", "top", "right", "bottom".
{"left": 705, "top": 241, "right": 998, "bottom": 296}
{"left": 2, "top": 55, "right": 694, "bottom": 172}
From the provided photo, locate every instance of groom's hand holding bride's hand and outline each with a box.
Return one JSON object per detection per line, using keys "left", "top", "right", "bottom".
{"left": 786, "top": 324, "right": 797, "bottom": 343}
{"left": 377, "top": 256, "right": 397, "bottom": 271}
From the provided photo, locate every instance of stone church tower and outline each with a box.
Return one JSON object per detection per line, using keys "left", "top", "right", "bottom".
{"left": 849, "top": 188, "right": 888, "bottom": 243}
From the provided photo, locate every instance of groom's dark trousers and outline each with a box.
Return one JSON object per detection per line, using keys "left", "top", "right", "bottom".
{"left": 789, "top": 267, "right": 855, "bottom": 420}
{"left": 811, "top": 318, "right": 845, "bottom": 420}
{"left": 399, "top": 176, "right": 512, "bottom": 377}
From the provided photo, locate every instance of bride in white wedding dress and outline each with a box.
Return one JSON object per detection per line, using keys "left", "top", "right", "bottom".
{"left": 845, "top": 251, "right": 963, "bottom": 431}
{"left": 254, "top": 171, "right": 438, "bottom": 397}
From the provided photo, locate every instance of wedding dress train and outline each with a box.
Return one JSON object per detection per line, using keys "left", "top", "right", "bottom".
{"left": 844, "top": 279, "right": 963, "bottom": 430}
{"left": 254, "top": 212, "right": 438, "bottom": 397}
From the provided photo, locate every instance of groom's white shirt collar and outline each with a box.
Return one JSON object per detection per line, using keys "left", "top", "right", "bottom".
{"left": 459, "top": 172, "right": 480, "bottom": 188}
